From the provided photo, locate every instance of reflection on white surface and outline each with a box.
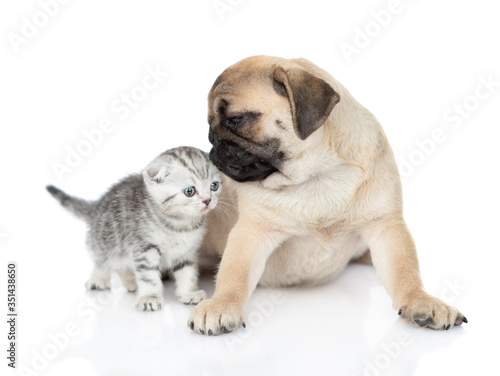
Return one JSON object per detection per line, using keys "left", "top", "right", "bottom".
{"left": 12, "top": 263, "right": 482, "bottom": 376}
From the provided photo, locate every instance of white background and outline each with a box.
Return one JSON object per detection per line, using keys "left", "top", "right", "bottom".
{"left": 1, "top": 0, "right": 499, "bottom": 375}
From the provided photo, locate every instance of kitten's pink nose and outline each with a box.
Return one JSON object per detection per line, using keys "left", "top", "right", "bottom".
{"left": 203, "top": 198, "right": 211, "bottom": 206}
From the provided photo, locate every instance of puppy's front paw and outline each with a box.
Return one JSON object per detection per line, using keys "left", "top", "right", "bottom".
{"left": 188, "top": 297, "right": 245, "bottom": 336}
{"left": 134, "top": 296, "right": 164, "bottom": 311}
{"left": 398, "top": 290, "right": 467, "bottom": 330}
{"left": 177, "top": 289, "right": 207, "bottom": 305}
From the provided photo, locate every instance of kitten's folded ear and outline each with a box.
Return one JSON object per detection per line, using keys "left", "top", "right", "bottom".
{"left": 143, "top": 161, "right": 169, "bottom": 184}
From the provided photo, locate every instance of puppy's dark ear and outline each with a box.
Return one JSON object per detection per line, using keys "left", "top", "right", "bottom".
{"left": 273, "top": 67, "right": 340, "bottom": 140}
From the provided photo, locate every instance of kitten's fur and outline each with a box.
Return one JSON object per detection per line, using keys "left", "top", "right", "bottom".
{"left": 47, "top": 146, "right": 222, "bottom": 311}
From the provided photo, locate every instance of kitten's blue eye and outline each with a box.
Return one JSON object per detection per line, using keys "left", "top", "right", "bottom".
{"left": 184, "top": 187, "right": 196, "bottom": 197}
{"left": 210, "top": 182, "right": 219, "bottom": 191}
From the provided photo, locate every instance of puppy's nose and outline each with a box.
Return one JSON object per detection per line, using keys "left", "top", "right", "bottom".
{"left": 203, "top": 198, "right": 211, "bottom": 206}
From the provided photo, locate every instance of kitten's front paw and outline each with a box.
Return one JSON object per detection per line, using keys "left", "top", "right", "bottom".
{"left": 177, "top": 289, "right": 207, "bottom": 305}
{"left": 398, "top": 290, "right": 468, "bottom": 330}
{"left": 134, "top": 296, "right": 164, "bottom": 311}
{"left": 188, "top": 296, "right": 245, "bottom": 336}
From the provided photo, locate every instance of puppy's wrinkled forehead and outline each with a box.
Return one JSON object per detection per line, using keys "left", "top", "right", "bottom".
{"left": 208, "top": 67, "right": 277, "bottom": 121}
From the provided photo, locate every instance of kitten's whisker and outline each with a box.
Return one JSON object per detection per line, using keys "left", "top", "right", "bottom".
{"left": 217, "top": 200, "right": 236, "bottom": 210}
{"left": 213, "top": 205, "right": 231, "bottom": 223}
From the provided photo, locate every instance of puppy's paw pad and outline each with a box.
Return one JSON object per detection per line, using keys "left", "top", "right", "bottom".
{"left": 412, "top": 313, "right": 434, "bottom": 328}
{"left": 188, "top": 297, "right": 244, "bottom": 336}
{"left": 178, "top": 289, "right": 207, "bottom": 305}
{"left": 134, "top": 296, "right": 164, "bottom": 311}
{"left": 398, "top": 291, "right": 466, "bottom": 330}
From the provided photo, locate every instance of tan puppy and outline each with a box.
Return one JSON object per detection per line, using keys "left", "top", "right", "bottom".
{"left": 188, "top": 56, "right": 467, "bottom": 335}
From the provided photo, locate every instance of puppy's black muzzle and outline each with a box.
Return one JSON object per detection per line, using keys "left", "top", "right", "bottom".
{"left": 209, "top": 131, "right": 279, "bottom": 183}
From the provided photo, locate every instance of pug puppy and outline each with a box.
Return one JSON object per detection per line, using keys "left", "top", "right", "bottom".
{"left": 188, "top": 56, "right": 467, "bottom": 335}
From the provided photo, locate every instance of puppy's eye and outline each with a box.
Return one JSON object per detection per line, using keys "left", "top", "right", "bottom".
{"left": 225, "top": 116, "right": 244, "bottom": 127}
{"left": 184, "top": 187, "right": 196, "bottom": 197}
{"left": 210, "top": 182, "right": 219, "bottom": 191}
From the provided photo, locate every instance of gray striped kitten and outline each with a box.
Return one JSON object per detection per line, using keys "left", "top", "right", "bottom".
{"left": 47, "top": 146, "right": 222, "bottom": 311}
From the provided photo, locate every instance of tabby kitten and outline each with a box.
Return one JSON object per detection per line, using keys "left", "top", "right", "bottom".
{"left": 47, "top": 146, "right": 222, "bottom": 311}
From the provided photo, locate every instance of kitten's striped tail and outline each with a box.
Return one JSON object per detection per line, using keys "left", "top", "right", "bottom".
{"left": 46, "top": 185, "right": 95, "bottom": 222}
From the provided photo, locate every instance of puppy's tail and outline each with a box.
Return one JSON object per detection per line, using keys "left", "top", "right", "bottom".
{"left": 46, "top": 185, "right": 95, "bottom": 222}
